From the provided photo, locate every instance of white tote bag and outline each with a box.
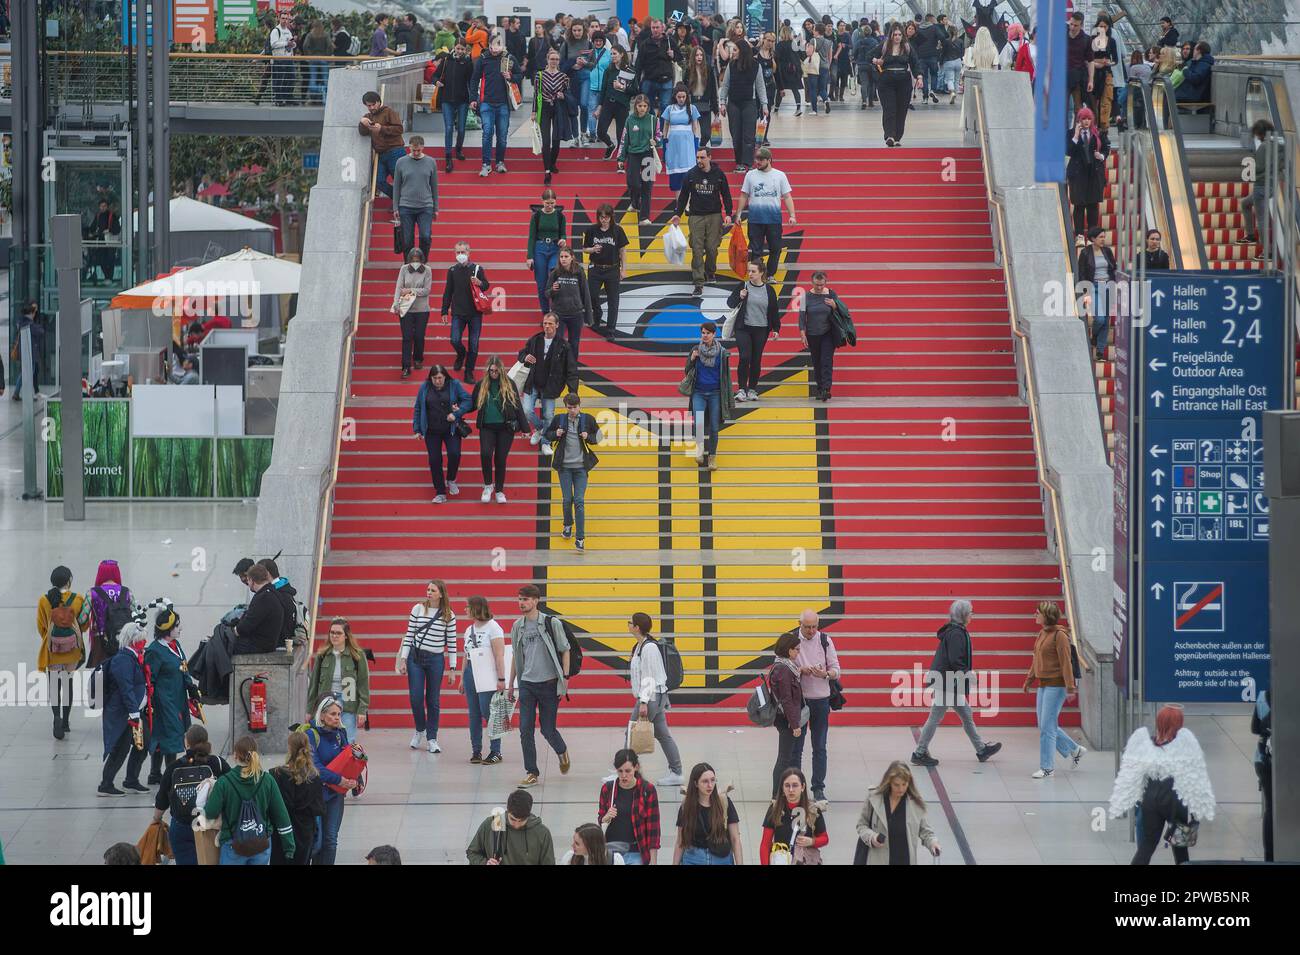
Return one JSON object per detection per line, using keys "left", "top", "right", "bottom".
{"left": 663, "top": 224, "right": 687, "bottom": 265}
{"left": 507, "top": 360, "right": 531, "bottom": 392}
{"left": 720, "top": 304, "right": 741, "bottom": 339}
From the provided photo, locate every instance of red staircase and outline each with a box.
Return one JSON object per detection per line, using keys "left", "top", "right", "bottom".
{"left": 319, "top": 146, "right": 1070, "bottom": 727}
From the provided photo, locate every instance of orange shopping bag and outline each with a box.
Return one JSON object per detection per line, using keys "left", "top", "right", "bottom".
{"left": 727, "top": 224, "right": 749, "bottom": 277}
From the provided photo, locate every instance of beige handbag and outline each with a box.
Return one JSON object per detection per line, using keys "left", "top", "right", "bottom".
{"left": 628, "top": 718, "right": 656, "bottom": 754}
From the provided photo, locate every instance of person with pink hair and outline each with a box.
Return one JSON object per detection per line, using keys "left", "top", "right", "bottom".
{"left": 88, "top": 559, "right": 135, "bottom": 668}
{"left": 1109, "top": 704, "right": 1217, "bottom": 864}
{"left": 1066, "top": 105, "right": 1107, "bottom": 244}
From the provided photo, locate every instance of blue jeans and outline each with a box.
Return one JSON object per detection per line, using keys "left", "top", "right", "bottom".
{"left": 691, "top": 389, "right": 722, "bottom": 457}
{"left": 450, "top": 312, "right": 482, "bottom": 372}
{"left": 789, "top": 696, "right": 831, "bottom": 793}
{"left": 919, "top": 57, "right": 940, "bottom": 98}
{"left": 569, "top": 70, "right": 590, "bottom": 133}
{"left": 532, "top": 240, "right": 560, "bottom": 312}
{"left": 818, "top": 69, "right": 831, "bottom": 104}
{"left": 623, "top": 850, "right": 645, "bottom": 865}
{"left": 308, "top": 62, "right": 329, "bottom": 100}
{"left": 558, "top": 466, "right": 589, "bottom": 539}
{"left": 464, "top": 663, "right": 501, "bottom": 756}
{"left": 681, "top": 846, "right": 733, "bottom": 865}
{"left": 441, "top": 101, "right": 469, "bottom": 155}
{"left": 220, "top": 841, "right": 271, "bottom": 865}
{"left": 585, "top": 81, "right": 603, "bottom": 135}
{"left": 398, "top": 206, "right": 434, "bottom": 260}
{"left": 407, "top": 649, "right": 445, "bottom": 737}
{"left": 480, "top": 102, "right": 511, "bottom": 164}
{"left": 1036, "top": 685, "right": 1079, "bottom": 770}
{"left": 641, "top": 78, "right": 673, "bottom": 115}
{"left": 1092, "top": 282, "right": 1111, "bottom": 355}
{"left": 941, "top": 59, "right": 962, "bottom": 94}
{"left": 517, "top": 679, "right": 567, "bottom": 775}
{"left": 169, "top": 815, "right": 197, "bottom": 865}
{"left": 376, "top": 145, "right": 408, "bottom": 198}
{"left": 523, "top": 393, "right": 556, "bottom": 434}
{"left": 340, "top": 711, "right": 358, "bottom": 738}
{"left": 314, "top": 794, "right": 345, "bottom": 865}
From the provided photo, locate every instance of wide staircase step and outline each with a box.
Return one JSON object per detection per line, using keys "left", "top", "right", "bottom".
{"left": 322, "top": 148, "right": 1069, "bottom": 727}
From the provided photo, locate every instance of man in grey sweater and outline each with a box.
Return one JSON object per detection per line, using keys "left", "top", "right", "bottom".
{"left": 392, "top": 135, "right": 439, "bottom": 261}
{"left": 543, "top": 392, "right": 603, "bottom": 552}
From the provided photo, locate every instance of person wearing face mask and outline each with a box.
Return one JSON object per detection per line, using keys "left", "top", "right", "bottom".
{"left": 1066, "top": 106, "right": 1107, "bottom": 245}
{"left": 412, "top": 364, "right": 473, "bottom": 503}
{"left": 391, "top": 136, "right": 439, "bottom": 262}
{"left": 582, "top": 203, "right": 629, "bottom": 330}
{"left": 435, "top": 40, "right": 475, "bottom": 171}
{"left": 393, "top": 247, "right": 433, "bottom": 380}
{"left": 519, "top": 313, "right": 578, "bottom": 456}
{"left": 440, "top": 240, "right": 490, "bottom": 384}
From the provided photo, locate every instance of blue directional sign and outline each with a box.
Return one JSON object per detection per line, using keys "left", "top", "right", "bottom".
{"left": 1136, "top": 272, "right": 1284, "bottom": 701}
{"left": 1142, "top": 562, "right": 1271, "bottom": 701}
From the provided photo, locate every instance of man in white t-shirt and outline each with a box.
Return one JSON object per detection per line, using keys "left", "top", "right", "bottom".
{"left": 268, "top": 11, "right": 297, "bottom": 107}
{"left": 735, "top": 147, "right": 796, "bottom": 279}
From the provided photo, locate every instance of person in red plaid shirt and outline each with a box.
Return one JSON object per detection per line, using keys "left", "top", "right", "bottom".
{"left": 598, "top": 749, "right": 662, "bottom": 865}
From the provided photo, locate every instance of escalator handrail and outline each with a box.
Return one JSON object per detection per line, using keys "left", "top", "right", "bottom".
{"left": 1128, "top": 75, "right": 1207, "bottom": 268}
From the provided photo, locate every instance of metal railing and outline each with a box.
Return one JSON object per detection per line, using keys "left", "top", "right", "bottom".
{"left": 1134, "top": 76, "right": 1207, "bottom": 269}
{"left": 972, "top": 81, "right": 1091, "bottom": 674}
{"left": 46, "top": 51, "right": 396, "bottom": 106}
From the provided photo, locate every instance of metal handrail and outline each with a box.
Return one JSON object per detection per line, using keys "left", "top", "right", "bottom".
{"left": 972, "top": 81, "right": 1091, "bottom": 671}
{"left": 1130, "top": 75, "right": 1206, "bottom": 269}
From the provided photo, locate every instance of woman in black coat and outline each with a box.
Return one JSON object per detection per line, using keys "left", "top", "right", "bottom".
{"left": 775, "top": 27, "right": 804, "bottom": 114}
{"left": 270, "top": 731, "right": 326, "bottom": 866}
{"left": 1067, "top": 106, "right": 1108, "bottom": 243}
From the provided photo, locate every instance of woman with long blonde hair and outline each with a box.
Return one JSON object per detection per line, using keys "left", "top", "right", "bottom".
{"left": 202, "top": 735, "right": 295, "bottom": 866}
{"left": 270, "top": 731, "right": 324, "bottom": 865}
{"left": 854, "top": 760, "right": 940, "bottom": 864}
{"left": 470, "top": 355, "right": 532, "bottom": 504}
{"left": 398, "top": 580, "right": 457, "bottom": 753}
{"left": 307, "top": 617, "right": 369, "bottom": 739}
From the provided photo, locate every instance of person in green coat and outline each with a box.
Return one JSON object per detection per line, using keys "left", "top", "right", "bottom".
{"left": 467, "top": 790, "right": 556, "bottom": 865}
{"left": 433, "top": 20, "right": 459, "bottom": 55}
{"left": 143, "top": 607, "right": 196, "bottom": 784}
{"left": 202, "top": 735, "right": 295, "bottom": 866}
{"left": 306, "top": 617, "right": 371, "bottom": 739}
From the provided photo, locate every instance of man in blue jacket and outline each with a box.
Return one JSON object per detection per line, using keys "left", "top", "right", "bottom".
{"left": 1175, "top": 42, "right": 1214, "bottom": 104}
{"left": 471, "top": 37, "right": 523, "bottom": 177}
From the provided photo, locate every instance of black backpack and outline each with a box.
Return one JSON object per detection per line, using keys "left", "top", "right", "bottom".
{"left": 169, "top": 760, "right": 215, "bottom": 822}
{"left": 659, "top": 637, "right": 684, "bottom": 692}
{"left": 545, "top": 612, "right": 582, "bottom": 678}
{"left": 231, "top": 788, "right": 271, "bottom": 856}
{"left": 92, "top": 586, "right": 133, "bottom": 656}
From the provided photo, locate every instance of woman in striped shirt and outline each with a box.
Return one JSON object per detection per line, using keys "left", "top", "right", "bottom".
{"left": 536, "top": 49, "right": 569, "bottom": 183}
{"left": 397, "top": 579, "right": 458, "bottom": 753}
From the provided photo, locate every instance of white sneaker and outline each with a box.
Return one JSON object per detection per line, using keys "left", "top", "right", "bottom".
{"left": 1031, "top": 768, "right": 1054, "bottom": 779}
{"left": 541, "top": 441, "right": 554, "bottom": 455}
{"left": 529, "top": 431, "right": 543, "bottom": 446}
{"left": 657, "top": 772, "right": 685, "bottom": 787}
{"left": 1072, "top": 746, "right": 1087, "bottom": 768}
{"left": 495, "top": 491, "right": 508, "bottom": 504}
{"left": 433, "top": 494, "right": 447, "bottom": 503}
{"left": 748, "top": 389, "right": 759, "bottom": 402}
{"left": 479, "top": 164, "right": 491, "bottom": 177}
{"left": 448, "top": 481, "right": 460, "bottom": 496}
{"left": 481, "top": 485, "right": 494, "bottom": 502}
{"left": 495, "top": 161, "right": 508, "bottom": 173}
{"left": 427, "top": 738, "right": 442, "bottom": 754}
{"left": 409, "top": 730, "right": 424, "bottom": 749}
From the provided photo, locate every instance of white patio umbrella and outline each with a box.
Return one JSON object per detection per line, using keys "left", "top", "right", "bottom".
{"left": 115, "top": 247, "right": 301, "bottom": 303}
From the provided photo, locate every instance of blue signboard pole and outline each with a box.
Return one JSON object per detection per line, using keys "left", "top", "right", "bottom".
{"left": 1134, "top": 272, "right": 1285, "bottom": 703}
{"left": 1034, "top": 0, "right": 1066, "bottom": 182}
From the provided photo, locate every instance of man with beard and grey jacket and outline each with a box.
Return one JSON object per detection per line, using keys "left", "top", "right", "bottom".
{"left": 910, "top": 599, "right": 1002, "bottom": 766}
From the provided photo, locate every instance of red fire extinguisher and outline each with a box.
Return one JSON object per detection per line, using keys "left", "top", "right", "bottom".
{"left": 241, "top": 674, "right": 269, "bottom": 734}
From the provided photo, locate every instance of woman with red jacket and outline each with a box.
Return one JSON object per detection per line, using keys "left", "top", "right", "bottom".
{"left": 761, "top": 768, "right": 828, "bottom": 864}
{"left": 768, "top": 630, "right": 807, "bottom": 798}
{"left": 598, "top": 748, "right": 661, "bottom": 865}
